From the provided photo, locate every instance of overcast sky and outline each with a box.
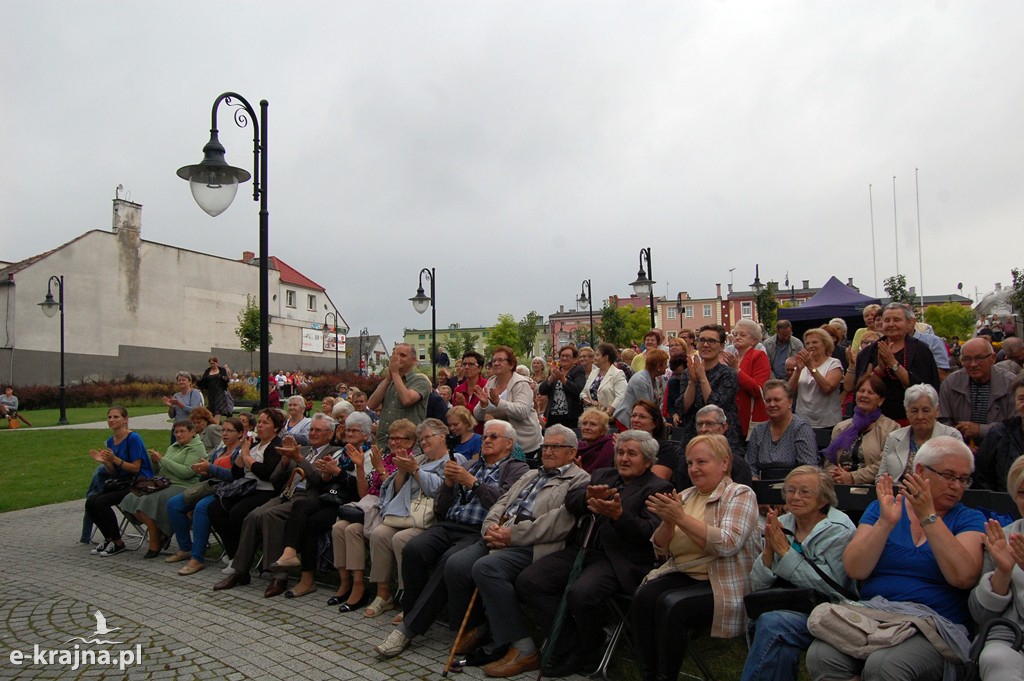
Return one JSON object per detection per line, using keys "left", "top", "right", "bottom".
{"left": 3, "top": 1, "right": 1022, "bottom": 350}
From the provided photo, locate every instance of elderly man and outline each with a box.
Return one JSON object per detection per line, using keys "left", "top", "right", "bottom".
{"left": 213, "top": 413, "right": 343, "bottom": 595}
{"left": 373, "top": 420, "right": 529, "bottom": 658}
{"left": 764, "top": 320, "right": 804, "bottom": 379}
{"left": 367, "top": 343, "right": 432, "bottom": 447}
{"left": 996, "top": 337, "right": 1023, "bottom": 376}
{"left": 938, "top": 338, "right": 1015, "bottom": 449}
{"left": 682, "top": 404, "right": 753, "bottom": 489}
{"left": 855, "top": 302, "right": 940, "bottom": 423}
{"left": 441, "top": 425, "right": 590, "bottom": 677}
{"left": 515, "top": 430, "right": 672, "bottom": 677}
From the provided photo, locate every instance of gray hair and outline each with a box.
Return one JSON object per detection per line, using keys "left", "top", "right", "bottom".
{"left": 310, "top": 412, "right": 337, "bottom": 430}
{"left": 345, "top": 411, "right": 372, "bottom": 437}
{"left": 903, "top": 383, "right": 939, "bottom": 410}
{"left": 544, "top": 423, "right": 578, "bottom": 449}
{"left": 784, "top": 465, "right": 837, "bottom": 510}
{"left": 915, "top": 435, "right": 974, "bottom": 473}
{"left": 884, "top": 302, "right": 915, "bottom": 321}
{"left": 829, "top": 318, "right": 848, "bottom": 334}
{"left": 733, "top": 318, "right": 763, "bottom": 342}
{"left": 175, "top": 371, "right": 193, "bottom": 383}
{"left": 484, "top": 419, "right": 517, "bottom": 445}
{"left": 615, "top": 429, "right": 659, "bottom": 465}
{"left": 286, "top": 394, "right": 306, "bottom": 408}
{"left": 416, "top": 417, "right": 449, "bottom": 438}
{"left": 695, "top": 404, "right": 727, "bottom": 424}
{"left": 332, "top": 399, "right": 354, "bottom": 419}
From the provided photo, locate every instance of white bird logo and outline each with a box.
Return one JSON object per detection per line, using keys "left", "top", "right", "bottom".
{"left": 66, "top": 610, "right": 122, "bottom": 644}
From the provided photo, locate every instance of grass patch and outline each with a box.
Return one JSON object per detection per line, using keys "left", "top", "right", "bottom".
{"left": 0, "top": 429, "right": 168, "bottom": 512}
{"left": 3, "top": 404, "right": 166, "bottom": 428}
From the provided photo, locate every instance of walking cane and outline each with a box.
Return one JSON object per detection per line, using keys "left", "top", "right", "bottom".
{"left": 442, "top": 588, "right": 479, "bottom": 677}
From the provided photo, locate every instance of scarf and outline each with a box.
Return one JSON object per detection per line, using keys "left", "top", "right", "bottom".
{"left": 823, "top": 407, "right": 881, "bottom": 464}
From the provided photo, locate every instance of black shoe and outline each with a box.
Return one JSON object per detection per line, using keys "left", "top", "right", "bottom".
{"left": 99, "top": 543, "right": 126, "bottom": 557}
{"left": 143, "top": 548, "right": 161, "bottom": 559}
{"left": 327, "top": 589, "right": 352, "bottom": 607}
{"left": 337, "top": 592, "right": 369, "bottom": 613}
{"left": 465, "top": 643, "right": 508, "bottom": 667}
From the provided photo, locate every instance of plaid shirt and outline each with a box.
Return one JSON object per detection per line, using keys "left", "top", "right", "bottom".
{"left": 446, "top": 457, "right": 505, "bottom": 527}
{"left": 504, "top": 464, "right": 570, "bottom": 520}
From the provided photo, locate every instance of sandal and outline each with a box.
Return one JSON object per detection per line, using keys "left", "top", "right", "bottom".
{"left": 392, "top": 612, "right": 404, "bottom": 625}
{"left": 363, "top": 596, "right": 395, "bottom": 618}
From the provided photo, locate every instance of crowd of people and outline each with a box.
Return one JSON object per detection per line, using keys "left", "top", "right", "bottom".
{"left": 72, "top": 311, "right": 1024, "bottom": 680}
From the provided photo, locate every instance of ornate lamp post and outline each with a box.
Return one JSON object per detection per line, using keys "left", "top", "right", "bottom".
{"left": 324, "top": 311, "right": 340, "bottom": 374}
{"left": 177, "top": 92, "right": 270, "bottom": 408}
{"left": 629, "top": 247, "right": 656, "bottom": 329}
{"left": 410, "top": 268, "right": 436, "bottom": 385}
{"left": 577, "top": 279, "right": 595, "bottom": 347}
{"left": 38, "top": 275, "right": 68, "bottom": 425}
{"left": 359, "top": 327, "right": 369, "bottom": 376}
{"left": 750, "top": 264, "right": 764, "bottom": 323}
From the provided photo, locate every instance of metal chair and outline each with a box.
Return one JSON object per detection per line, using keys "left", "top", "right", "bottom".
{"left": 115, "top": 509, "right": 149, "bottom": 550}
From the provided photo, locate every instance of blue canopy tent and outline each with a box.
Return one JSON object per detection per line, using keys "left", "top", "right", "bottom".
{"left": 776, "top": 276, "right": 881, "bottom": 337}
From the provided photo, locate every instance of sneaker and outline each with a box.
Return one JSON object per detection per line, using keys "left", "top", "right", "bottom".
{"left": 100, "top": 543, "right": 126, "bottom": 557}
{"left": 90, "top": 542, "right": 110, "bottom": 555}
{"left": 374, "top": 630, "right": 410, "bottom": 658}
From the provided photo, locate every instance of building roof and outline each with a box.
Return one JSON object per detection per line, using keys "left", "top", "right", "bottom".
{"left": 268, "top": 256, "right": 326, "bottom": 292}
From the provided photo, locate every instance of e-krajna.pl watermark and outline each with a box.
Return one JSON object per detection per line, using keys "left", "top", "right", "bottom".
{"left": 9, "top": 644, "right": 143, "bottom": 672}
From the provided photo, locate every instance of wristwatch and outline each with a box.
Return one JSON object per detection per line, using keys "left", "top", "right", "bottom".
{"left": 471, "top": 480, "right": 481, "bottom": 492}
{"left": 920, "top": 513, "right": 939, "bottom": 527}
{"left": 891, "top": 362, "right": 899, "bottom": 372}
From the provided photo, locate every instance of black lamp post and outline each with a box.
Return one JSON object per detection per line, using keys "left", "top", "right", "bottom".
{"left": 629, "top": 247, "right": 656, "bottom": 329}
{"left": 324, "top": 311, "right": 340, "bottom": 374}
{"left": 750, "top": 264, "right": 764, "bottom": 323}
{"left": 177, "top": 93, "right": 270, "bottom": 409}
{"left": 38, "top": 275, "right": 68, "bottom": 425}
{"left": 359, "top": 327, "right": 369, "bottom": 377}
{"left": 410, "top": 268, "right": 436, "bottom": 385}
{"left": 577, "top": 279, "right": 595, "bottom": 347}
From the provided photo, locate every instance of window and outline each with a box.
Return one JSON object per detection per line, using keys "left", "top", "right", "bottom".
{"left": 741, "top": 301, "right": 752, "bottom": 318}
{"left": 307, "top": 294, "right": 316, "bottom": 311}
{"left": 685, "top": 306, "right": 694, "bottom": 318}
{"left": 419, "top": 346, "right": 426, "bottom": 360}
{"left": 703, "top": 304, "right": 713, "bottom": 317}
{"left": 667, "top": 331, "right": 677, "bottom": 338}
{"left": 285, "top": 290, "right": 296, "bottom": 308}
{"left": 667, "top": 308, "right": 677, "bottom": 320}
{"left": 418, "top": 334, "right": 425, "bottom": 340}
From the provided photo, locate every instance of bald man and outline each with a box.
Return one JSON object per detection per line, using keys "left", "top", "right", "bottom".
{"left": 938, "top": 338, "right": 1015, "bottom": 447}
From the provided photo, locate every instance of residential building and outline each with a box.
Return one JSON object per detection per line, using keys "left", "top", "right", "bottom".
{"left": 403, "top": 320, "right": 547, "bottom": 366}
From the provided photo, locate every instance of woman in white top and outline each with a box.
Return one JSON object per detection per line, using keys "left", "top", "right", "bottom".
{"left": 474, "top": 345, "right": 544, "bottom": 458}
{"left": 789, "top": 327, "right": 843, "bottom": 449}
{"left": 582, "top": 342, "right": 628, "bottom": 417}
{"left": 282, "top": 395, "right": 311, "bottom": 445}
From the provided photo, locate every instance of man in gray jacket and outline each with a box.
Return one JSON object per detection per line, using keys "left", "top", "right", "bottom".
{"left": 939, "top": 338, "right": 1015, "bottom": 449}
{"left": 764, "top": 319, "right": 804, "bottom": 379}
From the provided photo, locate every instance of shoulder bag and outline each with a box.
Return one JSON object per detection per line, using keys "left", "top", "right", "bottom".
{"left": 130, "top": 476, "right": 172, "bottom": 496}
{"left": 215, "top": 476, "right": 257, "bottom": 500}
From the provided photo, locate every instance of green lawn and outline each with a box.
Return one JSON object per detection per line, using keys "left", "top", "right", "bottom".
{"left": 4, "top": 404, "right": 166, "bottom": 428}
{"left": 0, "top": 428, "right": 168, "bottom": 512}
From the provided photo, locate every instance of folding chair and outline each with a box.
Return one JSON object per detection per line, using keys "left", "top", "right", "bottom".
{"left": 116, "top": 509, "right": 149, "bottom": 551}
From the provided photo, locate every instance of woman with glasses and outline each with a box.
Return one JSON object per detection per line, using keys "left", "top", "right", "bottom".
{"left": 453, "top": 352, "right": 487, "bottom": 429}
{"left": 474, "top": 346, "right": 543, "bottom": 461}
{"left": 841, "top": 330, "right": 881, "bottom": 417}
{"left": 628, "top": 399, "right": 681, "bottom": 484}
{"left": 673, "top": 324, "right": 742, "bottom": 448}
{"left": 614, "top": 348, "right": 669, "bottom": 432}
{"left": 741, "top": 466, "right": 857, "bottom": 681}
{"left": 807, "top": 436, "right": 985, "bottom": 681}
{"left": 789, "top": 327, "right": 844, "bottom": 450}
{"left": 876, "top": 384, "right": 962, "bottom": 482}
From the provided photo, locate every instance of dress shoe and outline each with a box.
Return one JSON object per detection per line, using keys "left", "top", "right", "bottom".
{"left": 213, "top": 572, "right": 251, "bottom": 591}
{"left": 482, "top": 647, "right": 540, "bottom": 677}
{"left": 143, "top": 548, "right": 161, "bottom": 559}
{"left": 454, "top": 626, "right": 486, "bottom": 655}
{"left": 165, "top": 550, "right": 191, "bottom": 564}
{"left": 284, "top": 584, "right": 316, "bottom": 599}
{"left": 178, "top": 562, "right": 205, "bottom": 576}
{"left": 326, "top": 589, "right": 352, "bottom": 607}
{"left": 269, "top": 556, "right": 300, "bottom": 572}
{"left": 338, "top": 593, "right": 370, "bottom": 613}
{"left": 264, "top": 579, "right": 288, "bottom": 598}
{"left": 465, "top": 644, "right": 508, "bottom": 667}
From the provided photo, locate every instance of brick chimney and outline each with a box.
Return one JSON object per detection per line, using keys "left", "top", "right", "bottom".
{"left": 802, "top": 279, "right": 810, "bottom": 290}
{"left": 716, "top": 283, "right": 722, "bottom": 298}
{"left": 242, "top": 251, "right": 255, "bottom": 263}
{"left": 112, "top": 198, "right": 142, "bottom": 234}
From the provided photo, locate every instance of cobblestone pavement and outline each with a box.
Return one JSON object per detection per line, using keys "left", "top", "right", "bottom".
{"left": 0, "top": 501, "right": 593, "bottom": 680}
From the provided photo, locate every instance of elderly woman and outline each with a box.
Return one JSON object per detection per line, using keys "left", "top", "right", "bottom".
{"left": 632, "top": 328, "right": 666, "bottom": 373}
{"left": 747, "top": 380, "right": 819, "bottom": 480}
{"left": 582, "top": 342, "right": 628, "bottom": 418}
{"left": 576, "top": 407, "right": 616, "bottom": 473}
{"left": 120, "top": 419, "right": 206, "bottom": 558}
{"left": 577, "top": 346, "right": 595, "bottom": 380}
{"left": 188, "top": 406, "right": 223, "bottom": 455}
{"left": 321, "top": 395, "right": 337, "bottom": 416}
{"left": 841, "top": 329, "right": 881, "bottom": 417}
{"left": 631, "top": 434, "right": 760, "bottom": 681}
{"left": 207, "top": 408, "right": 285, "bottom": 567}
{"left": 969, "top": 455, "right": 1024, "bottom": 681}
{"left": 197, "top": 356, "right": 232, "bottom": 420}
{"left": 850, "top": 303, "right": 883, "bottom": 352}
{"left": 614, "top": 348, "right": 669, "bottom": 431}
{"left": 453, "top": 351, "right": 487, "bottom": 426}
{"left": 530, "top": 357, "right": 549, "bottom": 417}
{"left": 364, "top": 419, "right": 467, "bottom": 618}
{"left": 446, "top": 405, "right": 481, "bottom": 460}
{"left": 806, "top": 437, "right": 985, "bottom": 681}
{"left": 722, "top": 318, "right": 770, "bottom": 440}
{"left": 790, "top": 327, "right": 844, "bottom": 449}
{"left": 674, "top": 325, "right": 741, "bottom": 447}
{"left": 165, "top": 417, "right": 245, "bottom": 575}
{"left": 281, "top": 394, "right": 311, "bottom": 445}
{"left": 332, "top": 412, "right": 399, "bottom": 612}
{"left": 740, "top": 466, "right": 857, "bottom": 681}
{"left": 629, "top": 399, "right": 681, "bottom": 483}
{"left": 538, "top": 344, "right": 587, "bottom": 429}
{"left": 163, "top": 371, "right": 203, "bottom": 423}
{"left": 84, "top": 407, "right": 155, "bottom": 556}
{"left": 823, "top": 374, "right": 901, "bottom": 485}
{"left": 474, "top": 345, "right": 544, "bottom": 461}
{"left": 876, "top": 384, "right": 962, "bottom": 482}
{"left": 975, "top": 374, "right": 1024, "bottom": 491}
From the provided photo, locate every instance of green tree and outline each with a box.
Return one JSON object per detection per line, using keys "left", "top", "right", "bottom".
{"left": 516, "top": 311, "right": 543, "bottom": 359}
{"left": 235, "top": 295, "right": 272, "bottom": 371}
{"left": 600, "top": 303, "right": 650, "bottom": 348}
{"left": 1009, "top": 268, "right": 1024, "bottom": 317}
{"left": 755, "top": 281, "right": 780, "bottom": 330}
{"left": 451, "top": 331, "right": 480, "bottom": 357}
{"left": 485, "top": 314, "right": 522, "bottom": 357}
{"left": 924, "top": 303, "right": 975, "bottom": 342}
{"left": 883, "top": 274, "right": 915, "bottom": 306}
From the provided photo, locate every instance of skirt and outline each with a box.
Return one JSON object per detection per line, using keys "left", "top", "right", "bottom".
{"left": 119, "top": 484, "right": 186, "bottom": 537}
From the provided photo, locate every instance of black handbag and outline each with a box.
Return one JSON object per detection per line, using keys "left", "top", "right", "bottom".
{"left": 102, "top": 477, "right": 133, "bottom": 494}
{"left": 744, "top": 579, "right": 831, "bottom": 619}
{"left": 215, "top": 476, "right": 257, "bottom": 500}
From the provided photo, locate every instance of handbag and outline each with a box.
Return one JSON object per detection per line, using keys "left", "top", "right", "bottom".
{"left": 130, "top": 476, "right": 172, "bottom": 496}
{"left": 382, "top": 494, "right": 435, "bottom": 529}
{"left": 102, "top": 477, "right": 134, "bottom": 494}
{"left": 215, "top": 476, "right": 257, "bottom": 500}
{"left": 806, "top": 602, "right": 918, "bottom": 658}
{"left": 183, "top": 479, "right": 220, "bottom": 506}
{"left": 744, "top": 580, "right": 831, "bottom": 619}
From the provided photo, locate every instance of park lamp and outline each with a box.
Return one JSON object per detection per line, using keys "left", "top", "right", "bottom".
{"left": 176, "top": 130, "right": 251, "bottom": 217}
{"left": 630, "top": 248, "right": 655, "bottom": 296}
{"left": 39, "top": 288, "right": 59, "bottom": 317}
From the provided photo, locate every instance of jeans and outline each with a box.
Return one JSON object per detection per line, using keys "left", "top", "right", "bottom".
{"left": 82, "top": 465, "right": 114, "bottom": 541}
{"left": 167, "top": 493, "right": 217, "bottom": 562}
{"left": 740, "top": 610, "right": 813, "bottom": 681}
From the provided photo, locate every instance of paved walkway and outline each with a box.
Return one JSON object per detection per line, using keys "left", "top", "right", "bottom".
{"left": 17, "top": 412, "right": 175, "bottom": 431}
{"left": 0, "top": 498, "right": 595, "bottom": 680}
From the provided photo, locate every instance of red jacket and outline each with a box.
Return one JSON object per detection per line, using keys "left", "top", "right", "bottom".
{"left": 736, "top": 349, "right": 770, "bottom": 437}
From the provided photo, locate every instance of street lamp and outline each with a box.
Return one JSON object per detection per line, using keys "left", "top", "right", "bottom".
{"left": 324, "top": 311, "right": 340, "bottom": 375}
{"left": 359, "top": 327, "right": 369, "bottom": 377}
{"left": 410, "top": 268, "right": 436, "bottom": 385}
{"left": 629, "top": 247, "right": 656, "bottom": 329}
{"left": 750, "top": 264, "right": 764, "bottom": 323}
{"left": 177, "top": 92, "right": 270, "bottom": 409}
{"left": 38, "top": 275, "right": 68, "bottom": 425}
{"left": 577, "top": 279, "right": 595, "bottom": 348}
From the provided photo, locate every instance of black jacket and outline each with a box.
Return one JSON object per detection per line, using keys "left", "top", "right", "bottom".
{"left": 975, "top": 415, "right": 1023, "bottom": 492}
{"left": 538, "top": 364, "right": 587, "bottom": 426}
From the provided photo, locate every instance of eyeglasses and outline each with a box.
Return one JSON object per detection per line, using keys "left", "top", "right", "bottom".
{"left": 695, "top": 420, "right": 724, "bottom": 429}
{"left": 387, "top": 435, "right": 414, "bottom": 443}
{"left": 960, "top": 354, "right": 994, "bottom": 365}
{"left": 482, "top": 433, "right": 509, "bottom": 441}
{"left": 541, "top": 444, "right": 575, "bottom": 451}
{"left": 783, "top": 486, "right": 817, "bottom": 498}
{"left": 922, "top": 464, "right": 973, "bottom": 487}
{"left": 309, "top": 427, "right": 334, "bottom": 434}
{"left": 344, "top": 428, "right": 364, "bottom": 434}
{"left": 462, "top": 362, "right": 479, "bottom": 368}
{"left": 491, "top": 358, "right": 510, "bottom": 364}
{"left": 696, "top": 337, "right": 720, "bottom": 345}
{"left": 419, "top": 433, "right": 441, "bottom": 443}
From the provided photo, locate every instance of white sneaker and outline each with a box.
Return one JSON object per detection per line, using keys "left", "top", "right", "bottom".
{"left": 90, "top": 542, "right": 110, "bottom": 555}
{"left": 374, "top": 630, "right": 410, "bottom": 658}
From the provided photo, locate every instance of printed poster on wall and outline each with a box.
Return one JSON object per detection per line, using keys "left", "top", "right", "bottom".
{"left": 324, "top": 333, "right": 347, "bottom": 352}
{"left": 301, "top": 328, "right": 323, "bottom": 353}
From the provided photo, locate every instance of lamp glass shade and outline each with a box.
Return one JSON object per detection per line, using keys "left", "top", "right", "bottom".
{"left": 39, "top": 294, "right": 59, "bottom": 318}
{"left": 630, "top": 268, "right": 653, "bottom": 296}
{"left": 577, "top": 294, "right": 590, "bottom": 310}
{"left": 410, "top": 291, "right": 431, "bottom": 314}
{"left": 177, "top": 162, "right": 251, "bottom": 217}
